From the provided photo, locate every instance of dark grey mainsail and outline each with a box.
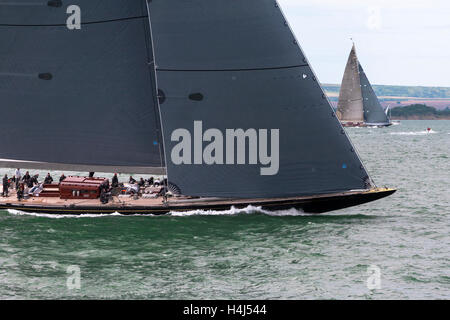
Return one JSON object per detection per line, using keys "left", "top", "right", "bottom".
{"left": 0, "top": 0, "right": 165, "bottom": 174}
{"left": 149, "top": 0, "right": 373, "bottom": 199}
{"left": 359, "top": 64, "right": 391, "bottom": 125}
{"left": 336, "top": 45, "right": 364, "bottom": 122}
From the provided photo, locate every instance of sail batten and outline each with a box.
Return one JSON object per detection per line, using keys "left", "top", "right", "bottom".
{"left": 156, "top": 64, "right": 310, "bottom": 72}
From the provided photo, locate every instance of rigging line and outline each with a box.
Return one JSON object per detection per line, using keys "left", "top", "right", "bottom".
{"left": 156, "top": 64, "right": 309, "bottom": 73}
{"left": 0, "top": 15, "right": 148, "bottom": 27}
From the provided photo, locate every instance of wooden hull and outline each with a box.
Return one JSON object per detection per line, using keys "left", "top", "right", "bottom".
{"left": 0, "top": 188, "right": 396, "bottom": 215}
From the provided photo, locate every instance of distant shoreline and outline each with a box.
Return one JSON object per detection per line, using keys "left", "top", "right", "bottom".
{"left": 390, "top": 104, "right": 450, "bottom": 120}
{"left": 324, "top": 84, "right": 450, "bottom": 110}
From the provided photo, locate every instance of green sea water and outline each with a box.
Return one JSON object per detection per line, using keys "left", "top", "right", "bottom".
{"left": 0, "top": 120, "right": 449, "bottom": 299}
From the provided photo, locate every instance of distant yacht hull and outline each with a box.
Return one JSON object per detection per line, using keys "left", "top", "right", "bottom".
{"left": 341, "top": 121, "right": 393, "bottom": 128}
{"left": 0, "top": 188, "right": 396, "bottom": 215}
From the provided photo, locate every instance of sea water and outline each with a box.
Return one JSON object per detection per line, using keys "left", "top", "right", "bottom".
{"left": 0, "top": 120, "right": 449, "bottom": 299}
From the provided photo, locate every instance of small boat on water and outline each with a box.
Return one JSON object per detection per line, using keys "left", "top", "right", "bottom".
{"left": 0, "top": 1, "right": 395, "bottom": 215}
{"left": 336, "top": 44, "right": 393, "bottom": 128}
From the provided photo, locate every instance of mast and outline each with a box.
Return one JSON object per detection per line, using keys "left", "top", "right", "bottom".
{"left": 144, "top": 0, "right": 170, "bottom": 199}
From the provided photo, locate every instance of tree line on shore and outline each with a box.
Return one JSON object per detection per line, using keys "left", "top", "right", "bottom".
{"left": 390, "top": 104, "right": 450, "bottom": 119}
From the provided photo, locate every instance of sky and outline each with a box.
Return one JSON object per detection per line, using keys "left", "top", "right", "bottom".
{"left": 277, "top": 0, "right": 450, "bottom": 87}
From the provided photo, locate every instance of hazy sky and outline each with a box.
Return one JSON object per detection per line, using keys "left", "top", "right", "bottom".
{"left": 278, "top": 0, "right": 450, "bottom": 87}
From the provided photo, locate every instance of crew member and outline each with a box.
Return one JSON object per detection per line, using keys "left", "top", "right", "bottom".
{"left": 44, "top": 173, "right": 53, "bottom": 184}
{"left": 23, "top": 171, "right": 31, "bottom": 185}
{"left": 30, "top": 174, "right": 39, "bottom": 187}
{"left": 17, "top": 182, "right": 25, "bottom": 201}
{"left": 100, "top": 180, "right": 111, "bottom": 204}
{"left": 129, "top": 176, "right": 137, "bottom": 184}
{"left": 112, "top": 173, "right": 119, "bottom": 188}
{"left": 59, "top": 174, "right": 66, "bottom": 183}
{"left": 104, "top": 179, "right": 110, "bottom": 191}
{"left": 2, "top": 174, "right": 8, "bottom": 197}
{"left": 15, "top": 168, "right": 22, "bottom": 189}
{"left": 26, "top": 177, "right": 34, "bottom": 188}
{"left": 138, "top": 178, "right": 145, "bottom": 187}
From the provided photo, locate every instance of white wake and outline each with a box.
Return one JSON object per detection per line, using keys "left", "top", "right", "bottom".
{"left": 7, "top": 209, "right": 124, "bottom": 219}
{"left": 390, "top": 129, "right": 438, "bottom": 136}
{"left": 6, "top": 205, "right": 309, "bottom": 219}
{"left": 168, "top": 205, "right": 308, "bottom": 217}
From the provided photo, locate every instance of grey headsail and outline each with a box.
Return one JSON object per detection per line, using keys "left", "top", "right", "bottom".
{"left": 336, "top": 44, "right": 364, "bottom": 122}
{"left": 359, "top": 64, "right": 391, "bottom": 125}
{"left": 0, "top": 0, "right": 165, "bottom": 174}
{"left": 149, "top": 0, "right": 373, "bottom": 199}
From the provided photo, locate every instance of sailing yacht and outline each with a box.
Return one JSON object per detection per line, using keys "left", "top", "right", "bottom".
{"left": 0, "top": 0, "right": 395, "bottom": 215}
{"left": 336, "top": 44, "right": 393, "bottom": 127}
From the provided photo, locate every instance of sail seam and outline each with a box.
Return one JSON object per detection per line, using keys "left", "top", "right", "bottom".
{"left": 157, "top": 64, "right": 309, "bottom": 72}
{"left": 0, "top": 15, "right": 148, "bottom": 27}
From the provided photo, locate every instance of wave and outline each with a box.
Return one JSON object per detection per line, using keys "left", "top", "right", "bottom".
{"left": 7, "top": 209, "right": 124, "bottom": 219}
{"left": 168, "top": 205, "right": 309, "bottom": 217}
{"left": 390, "top": 130, "right": 438, "bottom": 136}
{"left": 7, "top": 205, "right": 310, "bottom": 219}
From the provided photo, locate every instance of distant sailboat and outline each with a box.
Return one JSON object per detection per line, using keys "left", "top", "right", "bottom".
{"left": 336, "top": 44, "right": 392, "bottom": 127}
{"left": 0, "top": 1, "right": 395, "bottom": 215}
